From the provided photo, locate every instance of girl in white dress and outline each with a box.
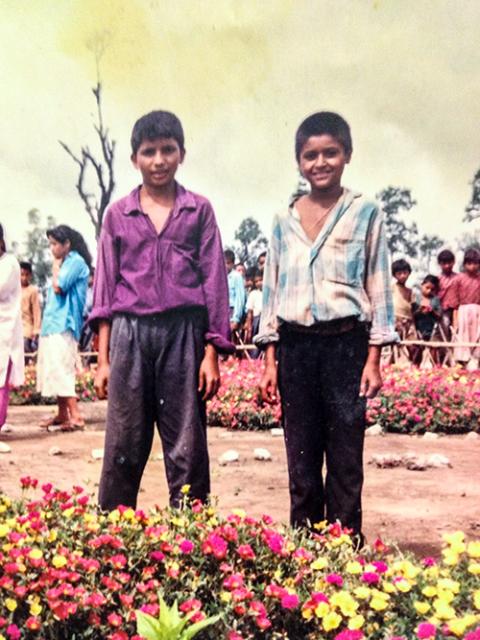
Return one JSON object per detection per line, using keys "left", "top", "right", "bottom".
{"left": 0, "top": 223, "right": 24, "bottom": 428}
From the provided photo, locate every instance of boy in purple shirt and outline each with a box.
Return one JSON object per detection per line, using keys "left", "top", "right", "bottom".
{"left": 90, "top": 111, "right": 233, "bottom": 510}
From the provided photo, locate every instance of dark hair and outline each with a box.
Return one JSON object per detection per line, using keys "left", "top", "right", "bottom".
{"left": 0, "top": 223, "right": 5, "bottom": 253}
{"left": 20, "top": 261, "right": 33, "bottom": 273}
{"left": 422, "top": 274, "right": 440, "bottom": 291}
{"left": 295, "top": 112, "right": 352, "bottom": 161}
{"left": 246, "top": 267, "right": 257, "bottom": 280}
{"left": 131, "top": 111, "right": 185, "bottom": 155}
{"left": 224, "top": 249, "right": 235, "bottom": 263}
{"left": 46, "top": 225, "right": 92, "bottom": 269}
{"left": 437, "top": 249, "right": 455, "bottom": 264}
{"left": 258, "top": 251, "right": 267, "bottom": 260}
{"left": 464, "top": 248, "right": 480, "bottom": 265}
{"left": 391, "top": 258, "right": 412, "bottom": 276}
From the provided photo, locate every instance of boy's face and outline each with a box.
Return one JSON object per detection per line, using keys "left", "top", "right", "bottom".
{"left": 132, "top": 137, "right": 185, "bottom": 190}
{"left": 20, "top": 268, "right": 31, "bottom": 287}
{"left": 225, "top": 258, "right": 234, "bottom": 273}
{"left": 254, "top": 275, "right": 263, "bottom": 290}
{"left": 439, "top": 260, "right": 454, "bottom": 275}
{"left": 422, "top": 282, "right": 437, "bottom": 297}
{"left": 394, "top": 270, "right": 410, "bottom": 285}
{"left": 298, "top": 134, "right": 351, "bottom": 193}
{"left": 464, "top": 260, "right": 480, "bottom": 275}
{"left": 236, "top": 264, "right": 246, "bottom": 278}
{"left": 258, "top": 254, "right": 266, "bottom": 270}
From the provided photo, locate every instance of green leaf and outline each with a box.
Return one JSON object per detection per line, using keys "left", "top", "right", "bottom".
{"left": 136, "top": 610, "right": 163, "bottom": 640}
{"left": 181, "top": 614, "right": 222, "bottom": 640}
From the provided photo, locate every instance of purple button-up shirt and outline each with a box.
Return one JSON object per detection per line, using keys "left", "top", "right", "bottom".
{"left": 89, "top": 183, "right": 234, "bottom": 353}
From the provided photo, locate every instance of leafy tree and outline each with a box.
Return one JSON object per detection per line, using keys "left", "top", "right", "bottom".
{"left": 376, "top": 186, "right": 419, "bottom": 258}
{"left": 464, "top": 167, "right": 480, "bottom": 222}
{"left": 417, "top": 233, "right": 445, "bottom": 273}
{"left": 456, "top": 229, "right": 480, "bottom": 253}
{"left": 233, "top": 217, "right": 267, "bottom": 267}
{"left": 21, "top": 209, "right": 56, "bottom": 295}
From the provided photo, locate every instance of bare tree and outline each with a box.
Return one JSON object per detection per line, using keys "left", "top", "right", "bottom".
{"left": 59, "top": 33, "right": 115, "bottom": 239}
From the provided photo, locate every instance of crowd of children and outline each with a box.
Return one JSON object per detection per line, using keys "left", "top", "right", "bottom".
{"left": 392, "top": 248, "right": 480, "bottom": 366}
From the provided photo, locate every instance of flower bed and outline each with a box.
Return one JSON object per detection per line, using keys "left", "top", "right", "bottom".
{"left": 9, "top": 365, "right": 97, "bottom": 405}
{"left": 0, "top": 480, "right": 479, "bottom": 640}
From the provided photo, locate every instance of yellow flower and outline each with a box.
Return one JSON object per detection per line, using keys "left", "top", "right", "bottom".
{"left": 370, "top": 597, "right": 388, "bottom": 611}
{"left": 414, "top": 601, "right": 431, "bottom": 615}
{"left": 28, "top": 548, "right": 43, "bottom": 560}
{"left": 474, "top": 590, "right": 480, "bottom": 610}
{"left": 315, "top": 602, "right": 330, "bottom": 618}
{"left": 467, "top": 541, "right": 480, "bottom": 558}
{"left": 433, "top": 599, "right": 456, "bottom": 620}
{"left": 0, "top": 524, "right": 9, "bottom": 537}
{"left": 346, "top": 561, "right": 362, "bottom": 574}
{"left": 311, "top": 557, "right": 328, "bottom": 571}
{"left": 108, "top": 509, "right": 120, "bottom": 523}
{"left": 354, "top": 586, "right": 371, "bottom": 600}
{"left": 232, "top": 508, "right": 246, "bottom": 519}
{"left": 443, "top": 531, "right": 465, "bottom": 545}
{"left": 330, "top": 592, "right": 358, "bottom": 617}
{"left": 448, "top": 615, "right": 478, "bottom": 637}
{"left": 382, "top": 582, "right": 396, "bottom": 594}
{"left": 47, "top": 529, "right": 58, "bottom": 543}
{"left": 29, "top": 602, "right": 42, "bottom": 616}
{"left": 302, "top": 608, "right": 313, "bottom": 621}
{"left": 313, "top": 519, "right": 328, "bottom": 531}
{"left": 438, "top": 578, "right": 460, "bottom": 593}
{"left": 322, "top": 611, "right": 342, "bottom": 631}
{"left": 422, "top": 586, "right": 437, "bottom": 598}
{"left": 52, "top": 555, "right": 67, "bottom": 569}
{"left": 220, "top": 592, "right": 231, "bottom": 603}
{"left": 395, "top": 579, "right": 412, "bottom": 593}
{"left": 122, "top": 508, "right": 135, "bottom": 520}
{"left": 5, "top": 598, "right": 17, "bottom": 612}
{"left": 348, "top": 615, "right": 365, "bottom": 630}
{"left": 469, "top": 563, "right": 480, "bottom": 575}
{"left": 63, "top": 507, "right": 75, "bottom": 518}
{"left": 424, "top": 566, "right": 439, "bottom": 580}
{"left": 442, "top": 550, "right": 460, "bottom": 566}
{"left": 436, "top": 589, "right": 454, "bottom": 604}
{"left": 180, "top": 484, "right": 191, "bottom": 495}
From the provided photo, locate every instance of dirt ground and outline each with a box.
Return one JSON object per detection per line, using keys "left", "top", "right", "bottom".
{"left": 1, "top": 402, "right": 479, "bottom": 557}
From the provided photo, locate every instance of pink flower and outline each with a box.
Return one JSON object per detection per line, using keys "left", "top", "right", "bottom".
{"left": 361, "top": 571, "right": 380, "bottom": 585}
{"left": 335, "top": 631, "right": 364, "bottom": 640}
{"left": 179, "top": 539, "right": 194, "bottom": 554}
{"left": 237, "top": 544, "right": 255, "bottom": 560}
{"left": 417, "top": 622, "right": 437, "bottom": 639}
{"left": 202, "top": 533, "right": 228, "bottom": 559}
{"left": 6, "top": 625, "right": 21, "bottom": 640}
{"left": 107, "top": 612, "right": 123, "bottom": 627}
{"left": 281, "top": 593, "right": 300, "bottom": 609}
{"left": 326, "top": 573, "right": 344, "bottom": 586}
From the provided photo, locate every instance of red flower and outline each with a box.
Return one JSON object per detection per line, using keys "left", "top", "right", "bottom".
{"left": 107, "top": 612, "right": 123, "bottom": 627}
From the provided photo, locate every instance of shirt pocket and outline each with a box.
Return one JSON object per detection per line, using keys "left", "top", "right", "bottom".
{"left": 170, "top": 243, "right": 200, "bottom": 288}
{"left": 321, "top": 237, "right": 365, "bottom": 286}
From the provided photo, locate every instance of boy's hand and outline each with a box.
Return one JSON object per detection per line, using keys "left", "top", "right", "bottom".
{"left": 95, "top": 364, "right": 110, "bottom": 399}
{"left": 359, "top": 361, "right": 382, "bottom": 399}
{"left": 260, "top": 363, "right": 278, "bottom": 404}
{"left": 198, "top": 345, "right": 220, "bottom": 401}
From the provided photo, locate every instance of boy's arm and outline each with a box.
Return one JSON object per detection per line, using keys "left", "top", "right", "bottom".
{"left": 32, "top": 287, "right": 42, "bottom": 338}
{"left": 362, "top": 207, "right": 398, "bottom": 398}
{"left": 94, "top": 320, "right": 111, "bottom": 399}
{"left": 88, "top": 211, "right": 119, "bottom": 332}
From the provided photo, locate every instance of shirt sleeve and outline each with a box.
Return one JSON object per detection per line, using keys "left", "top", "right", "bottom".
{"left": 231, "top": 273, "right": 246, "bottom": 324}
{"left": 197, "top": 202, "right": 235, "bottom": 354}
{"left": 57, "top": 253, "right": 88, "bottom": 293}
{"left": 31, "top": 287, "right": 42, "bottom": 335}
{"left": 364, "top": 207, "right": 399, "bottom": 346}
{"left": 449, "top": 276, "right": 460, "bottom": 310}
{"left": 88, "top": 211, "right": 119, "bottom": 331}
{"left": 254, "top": 215, "right": 281, "bottom": 346}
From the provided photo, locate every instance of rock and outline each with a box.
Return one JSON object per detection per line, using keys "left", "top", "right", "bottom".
{"left": 427, "top": 453, "right": 451, "bottom": 468}
{"left": 365, "top": 424, "right": 383, "bottom": 437}
{"left": 218, "top": 449, "right": 240, "bottom": 466}
{"left": 91, "top": 448, "right": 104, "bottom": 460}
{"left": 48, "top": 446, "right": 62, "bottom": 456}
{"left": 422, "top": 432, "right": 439, "bottom": 441}
{"left": 270, "top": 428, "right": 284, "bottom": 437}
{"left": 1, "top": 424, "right": 13, "bottom": 433}
{"left": 369, "top": 453, "right": 402, "bottom": 468}
{"left": 253, "top": 448, "right": 272, "bottom": 461}
{"left": 405, "top": 455, "right": 428, "bottom": 471}
{"left": 0, "top": 442, "right": 12, "bottom": 453}
{"left": 465, "top": 432, "right": 480, "bottom": 440}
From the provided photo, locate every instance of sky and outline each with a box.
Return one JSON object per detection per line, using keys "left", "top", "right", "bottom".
{"left": 2, "top": 0, "right": 480, "bottom": 257}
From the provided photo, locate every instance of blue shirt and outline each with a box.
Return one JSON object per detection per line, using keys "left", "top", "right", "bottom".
{"left": 41, "top": 251, "right": 90, "bottom": 341}
{"left": 227, "top": 269, "right": 246, "bottom": 324}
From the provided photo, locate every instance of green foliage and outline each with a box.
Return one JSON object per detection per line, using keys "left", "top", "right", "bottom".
{"left": 20, "top": 209, "right": 56, "bottom": 295}
{"left": 233, "top": 217, "right": 267, "bottom": 267}
{"left": 417, "top": 233, "right": 445, "bottom": 272}
{"left": 136, "top": 594, "right": 221, "bottom": 640}
{"left": 464, "top": 166, "right": 480, "bottom": 222}
{"left": 376, "top": 186, "right": 418, "bottom": 258}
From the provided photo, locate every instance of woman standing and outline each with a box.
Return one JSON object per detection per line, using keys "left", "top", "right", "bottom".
{"left": 38, "top": 225, "right": 91, "bottom": 430}
{"left": 0, "top": 223, "right": 24, "bottom": 429}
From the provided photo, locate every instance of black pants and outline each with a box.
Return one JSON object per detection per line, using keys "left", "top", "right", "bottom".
{"left": 98, "top": 309, "right": 209, "bottom": 511}
{"left": 278, "top": 323, "right": 369, "bottom": 534}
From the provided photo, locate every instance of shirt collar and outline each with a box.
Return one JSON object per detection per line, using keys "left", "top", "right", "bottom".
{"left": 121, "top": 182, "right": 197, "bottom": 216}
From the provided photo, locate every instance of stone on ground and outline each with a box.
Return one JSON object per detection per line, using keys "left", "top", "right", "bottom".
{"left": 427, "top": 453, "right": 451, "bottom": 468}
{"left": 270, "top": 428, "right": 284, "bottom": 437}
{"left": 218, "top": 449, "right": 240, "bottom": 465}
{"left": 254, "top": 448, "right": 272, "bottom": 461}
{"left": 0, "top": 442, "right": 12, "bottom": 453}
{"left": 365, "top": 424, "right": 383, "bottom": 437}
{"left": 91, "top": 448, "right": 104, "bottom": 460}
{"left": 422, "top": 432, "right": 439, "bottom": 440}
{"left": 48, "top": 446, "right": 62, "bottom": 456}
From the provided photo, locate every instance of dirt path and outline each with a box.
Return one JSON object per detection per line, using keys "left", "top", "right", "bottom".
{"left": 1, "top": 402, "right": 479, "bottom": 556}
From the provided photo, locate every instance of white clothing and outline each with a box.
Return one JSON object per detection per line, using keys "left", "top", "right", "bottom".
{"left": 37, "top": 331, "right": 79, "bottom": 397}
{"left": 0, "top": 253, "right": 24, "bottom": 386}
{"left": 247, "top": 289, "right": 263, "bottom": 317}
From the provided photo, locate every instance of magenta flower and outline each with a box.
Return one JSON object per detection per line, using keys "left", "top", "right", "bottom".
{"left": 417, "top": 622, "right": 437, "bottom": 639}
{"left": 281, "top": 593, "right": 300, "bottom": 609}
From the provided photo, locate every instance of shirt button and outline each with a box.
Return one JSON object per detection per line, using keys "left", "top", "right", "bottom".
{"left": 159, "top": 398, "right": 165, "bottom": 406}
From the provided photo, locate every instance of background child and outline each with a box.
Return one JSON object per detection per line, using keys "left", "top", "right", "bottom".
{"left": 0, "top": 223, "right": 24, "bottom": 430}
{"left": 244, "top": 268, "right": 263, "bottom": 348}
{"left": 391, "top": 258, "right": 415, "bottom": 339}
{"left": 452, "top": 248, "right": 480, "bottom": 366}
{"left": 413, "top": 275, "right": 442, "bottom": 340}
{"left": 437, "top": 249, "right": 458, "bottom": 339}
{"left": 224, "top": 249, "right": 246, "bottom": 340}
{"left": 256, "top": 112, "right": 396, "bottom": 543}
{"left": 37, "top": 225, "right": 91, "bottom": 431}
{"left": 20, "top": 261, "right": 42, "bottom": 356}
{"left": 91, "top": 110, "right": 233, "bottom": 511}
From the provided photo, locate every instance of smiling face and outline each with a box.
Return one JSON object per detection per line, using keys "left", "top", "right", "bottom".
{"left": 298, "top": 134, "right": 351, "bottom": 194}
{"left": 131, "top": 137, "right": 185, "bottom": 190}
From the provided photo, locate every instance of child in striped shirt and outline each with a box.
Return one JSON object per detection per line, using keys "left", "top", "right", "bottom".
{"left": 256, "top": 112, "right": 396, "bottom": 544}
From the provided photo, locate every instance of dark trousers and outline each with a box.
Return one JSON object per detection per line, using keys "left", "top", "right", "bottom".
{"left": 98, "top": 309, "right": 209, "bottom": 511}
{"left": 278, "top": 323, "right": 369, "bottom": 534}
